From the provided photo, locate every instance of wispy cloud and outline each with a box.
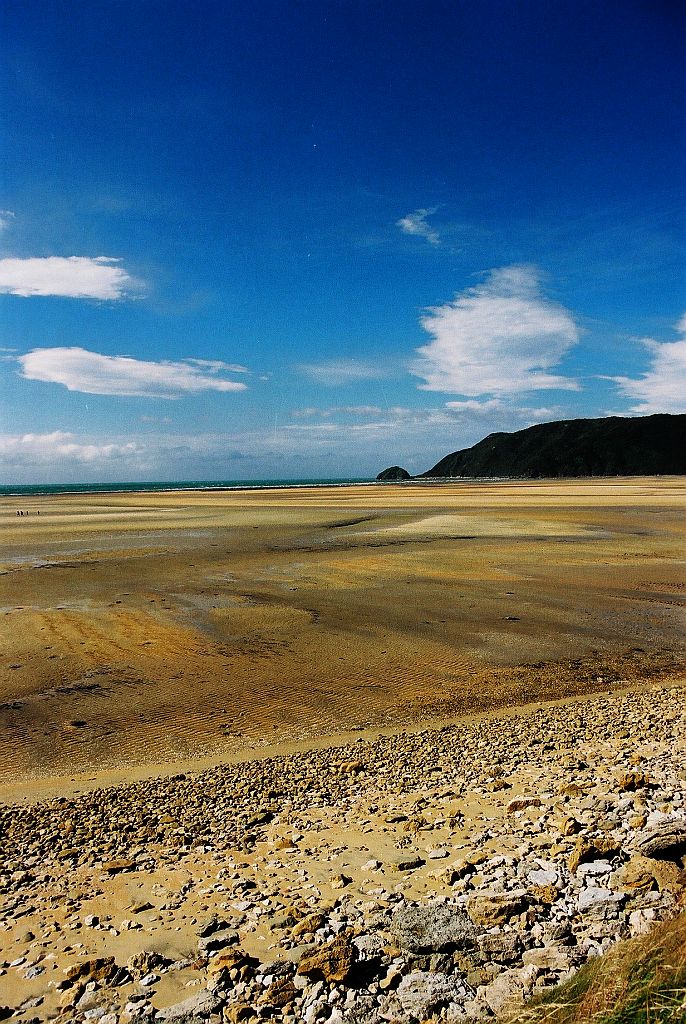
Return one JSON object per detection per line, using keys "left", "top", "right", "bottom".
{"left": 0, "top": 431, "right": 139, "bottom": 466}
{"left": 18, "top": 347, "right": 248, "bottom": 398}
{"left": 184, "top": 358, "right": 249, "bottom": 373}
{"left": 298, "top": 359, "right": 389, "bottom": 386}
{"left": 288, "top": 402, "right": 554, "bottom": 432}
{"left": 0, "top": 256, "right": 142, "bottom": 299}
{"left": 611, "top": 314, "right": 686, "bottom": 413}
{"left": 444, "top": 398, "right": 506, "bottom": 414}
{"left": 412, "top": 265, "right": 580, "bottom": 396}
{"left": 0, "top": 210, "right": 15, "bottom": 233}
{"left": 292, "top": 405, "right": 409, "bottom": 419}
{"left": 396, "top": 206, "right": 441, "bottom": 246}
{"left": 444, "top": 398, "right": 555, "bottom": 419}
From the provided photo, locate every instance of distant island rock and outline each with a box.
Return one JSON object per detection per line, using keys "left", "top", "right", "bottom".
{"left": 417, "top": 414, "right": 686, "bottom": 479}
{"left": 376, "top": 465, "right": 412, "bottom": 481}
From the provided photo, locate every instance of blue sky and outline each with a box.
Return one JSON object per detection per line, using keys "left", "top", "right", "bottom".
{"left": 1, "top": 0, "right": 684, "bottom": 482}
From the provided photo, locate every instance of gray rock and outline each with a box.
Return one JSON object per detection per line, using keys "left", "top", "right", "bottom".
{"left": 352, "top": 933, "right": 386, "bottom": 957}
{"left": 389, "top": 853, "right": 425, "bottom": 871}
{"left": 528, "top": 869, "right": 558, "bottom": 887}
{"left": 521, "top": 946, "right": 579, "bottom": 971}
{"left": 196, "top": 915, "right": 231, "bottom": 938}
{"left": 341, "top": 994, "right": 383, "bottom": 1024}
{"left": 156, "top": 990, "right": 221, "bottom": 1022}
{"left": 386, "top": 971, "right": 470, "bottom": 1017}
{"left": 577, "top": 887, "right": 624, "bottom": 914}
{"left": 577, "top": 860, "right": 613, "bottom": 878}
{"left": 482, "top": 969, "right": 526, "bottom": 1015}
{"left": 631, "top": 817, "right": 686, "bottom": 860}
{"left": 477, "top": 931, "right": 522, "bottom": 963}
{"left": 197, "top": 928, "right": 237, "bottom": 954}
{"left": 392, "top": 902, "right": 477, "bottom": 952}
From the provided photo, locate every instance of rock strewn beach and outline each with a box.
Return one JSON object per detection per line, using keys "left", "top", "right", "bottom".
{"left": 2, "top": 681, "right": 685, "bottom": 1023}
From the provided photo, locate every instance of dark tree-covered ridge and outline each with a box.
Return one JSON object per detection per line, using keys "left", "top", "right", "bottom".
{"left": 420, "top": 414, "right": 686, "bottom": 479}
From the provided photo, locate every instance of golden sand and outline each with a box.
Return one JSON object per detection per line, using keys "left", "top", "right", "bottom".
{"left": 1, "top": 478, "right": 684, "bottom": 789}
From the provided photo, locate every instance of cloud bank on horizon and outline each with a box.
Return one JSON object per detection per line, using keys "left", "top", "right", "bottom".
{"left": 0, "top": 430, "right": 139, "bottom": 467}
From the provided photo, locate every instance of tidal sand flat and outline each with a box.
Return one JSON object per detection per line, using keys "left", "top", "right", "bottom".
{"left": 1, "top": 478, "right": 684, "bottom": 791}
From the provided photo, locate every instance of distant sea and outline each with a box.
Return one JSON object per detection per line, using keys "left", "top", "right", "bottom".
{"left": 0, "top": 478, "right": 374, "bottom": 498}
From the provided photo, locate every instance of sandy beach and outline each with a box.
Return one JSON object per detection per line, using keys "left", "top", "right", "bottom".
{"left": 1, "top": 478, "right": 685, "bottom": 1023}
{"left": 1, "top": 478, "right": 684, "bottom": 794}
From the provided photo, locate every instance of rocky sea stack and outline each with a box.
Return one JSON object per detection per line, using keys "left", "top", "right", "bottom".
{"left": 376, "top": 465, "right": 412, "bottom": 481}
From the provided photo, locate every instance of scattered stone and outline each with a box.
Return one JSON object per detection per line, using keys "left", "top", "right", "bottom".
{"left": 389, "top": 853, "right": 424, "bottom": 871}
{"left": 101, "top": 858, "right": 136, "bottom": 874}
{"left": 482, "top": 968, "right": 527, "bottom": 1015}
{"left": 156, "top": 991, "right": 221, "bottom": 1021}
{"left": 205, "top": 948, "right": 250, "bottom": 979}
{"left": 567, "top": 837, "right": 620, "bottom": 873}
{"left": 529, "top": 883, "right": 559, "bottom": 905}
{"left": 477, "top": 932, "right": 522, "bottom": 962}
{"left": 617, "top": 770, "right": 648, "bottom": 791}
{"left": 297, "top": 932, "right": 357, "bottom": 983}
{"left": 615, "top": 856, "right": 658, "bottom": 894}
{"left": 507, "top": 797, "right": 542, "bottom": 814}
{"left": 467, "top": 890, "right": 527, "bottom": 927}
{"left": 577, "top": 887, "right": 624, "bottom": 914}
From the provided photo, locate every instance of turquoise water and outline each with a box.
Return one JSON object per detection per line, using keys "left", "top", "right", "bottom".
{"left": 0, "top": 478, "right": 373, "bottom": 497}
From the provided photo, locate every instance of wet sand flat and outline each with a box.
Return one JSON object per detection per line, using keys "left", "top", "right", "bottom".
{"left": 1, "top": 478, "right": 684, "bottom": 786}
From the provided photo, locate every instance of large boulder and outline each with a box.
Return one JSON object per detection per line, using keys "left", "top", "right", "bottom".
{"left": 383, "top": 971, "right": 471, "bottom": 1018}
{"left": 631, "top": 817, "right": 686, "bottom": 861}
{"left": 392, "top": 902, "right": 476, "bottom": 952}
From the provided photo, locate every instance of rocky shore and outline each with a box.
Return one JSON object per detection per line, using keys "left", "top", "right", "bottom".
{"left": 1, "top": 682, "right": 685, "bottom": 1023}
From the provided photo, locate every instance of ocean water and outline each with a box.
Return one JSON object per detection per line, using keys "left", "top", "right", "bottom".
{"left": 0, "top": 478, "right": 373, "bottom": 498}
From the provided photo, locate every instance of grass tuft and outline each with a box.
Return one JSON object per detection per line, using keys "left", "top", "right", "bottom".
{"left": 506, "top": 913, "right": 686, "bottom": 1024}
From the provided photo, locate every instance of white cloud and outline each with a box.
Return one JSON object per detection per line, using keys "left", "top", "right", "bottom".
{"left": 0, "top": 256, "right": 141, "bottom": 299}
{"left": 298, "top": 359, "right": 389, "bottom": 386}
{"left": 396, "top": 207, "right": 441, "bottom": 246}
{"left": 611, "top": 315, "right": 686, "bottom": 413}
{"left": 18, "top": 347, "right": 248, "bottom": 398}
{"left": 0, "top": 210, "right": 15, "bottom": 233}
{"left": 412, "top": 265, "right": 580, "bottom": 396}
{"left": 0, "top": 431, "right": 139, "bottom": 466}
